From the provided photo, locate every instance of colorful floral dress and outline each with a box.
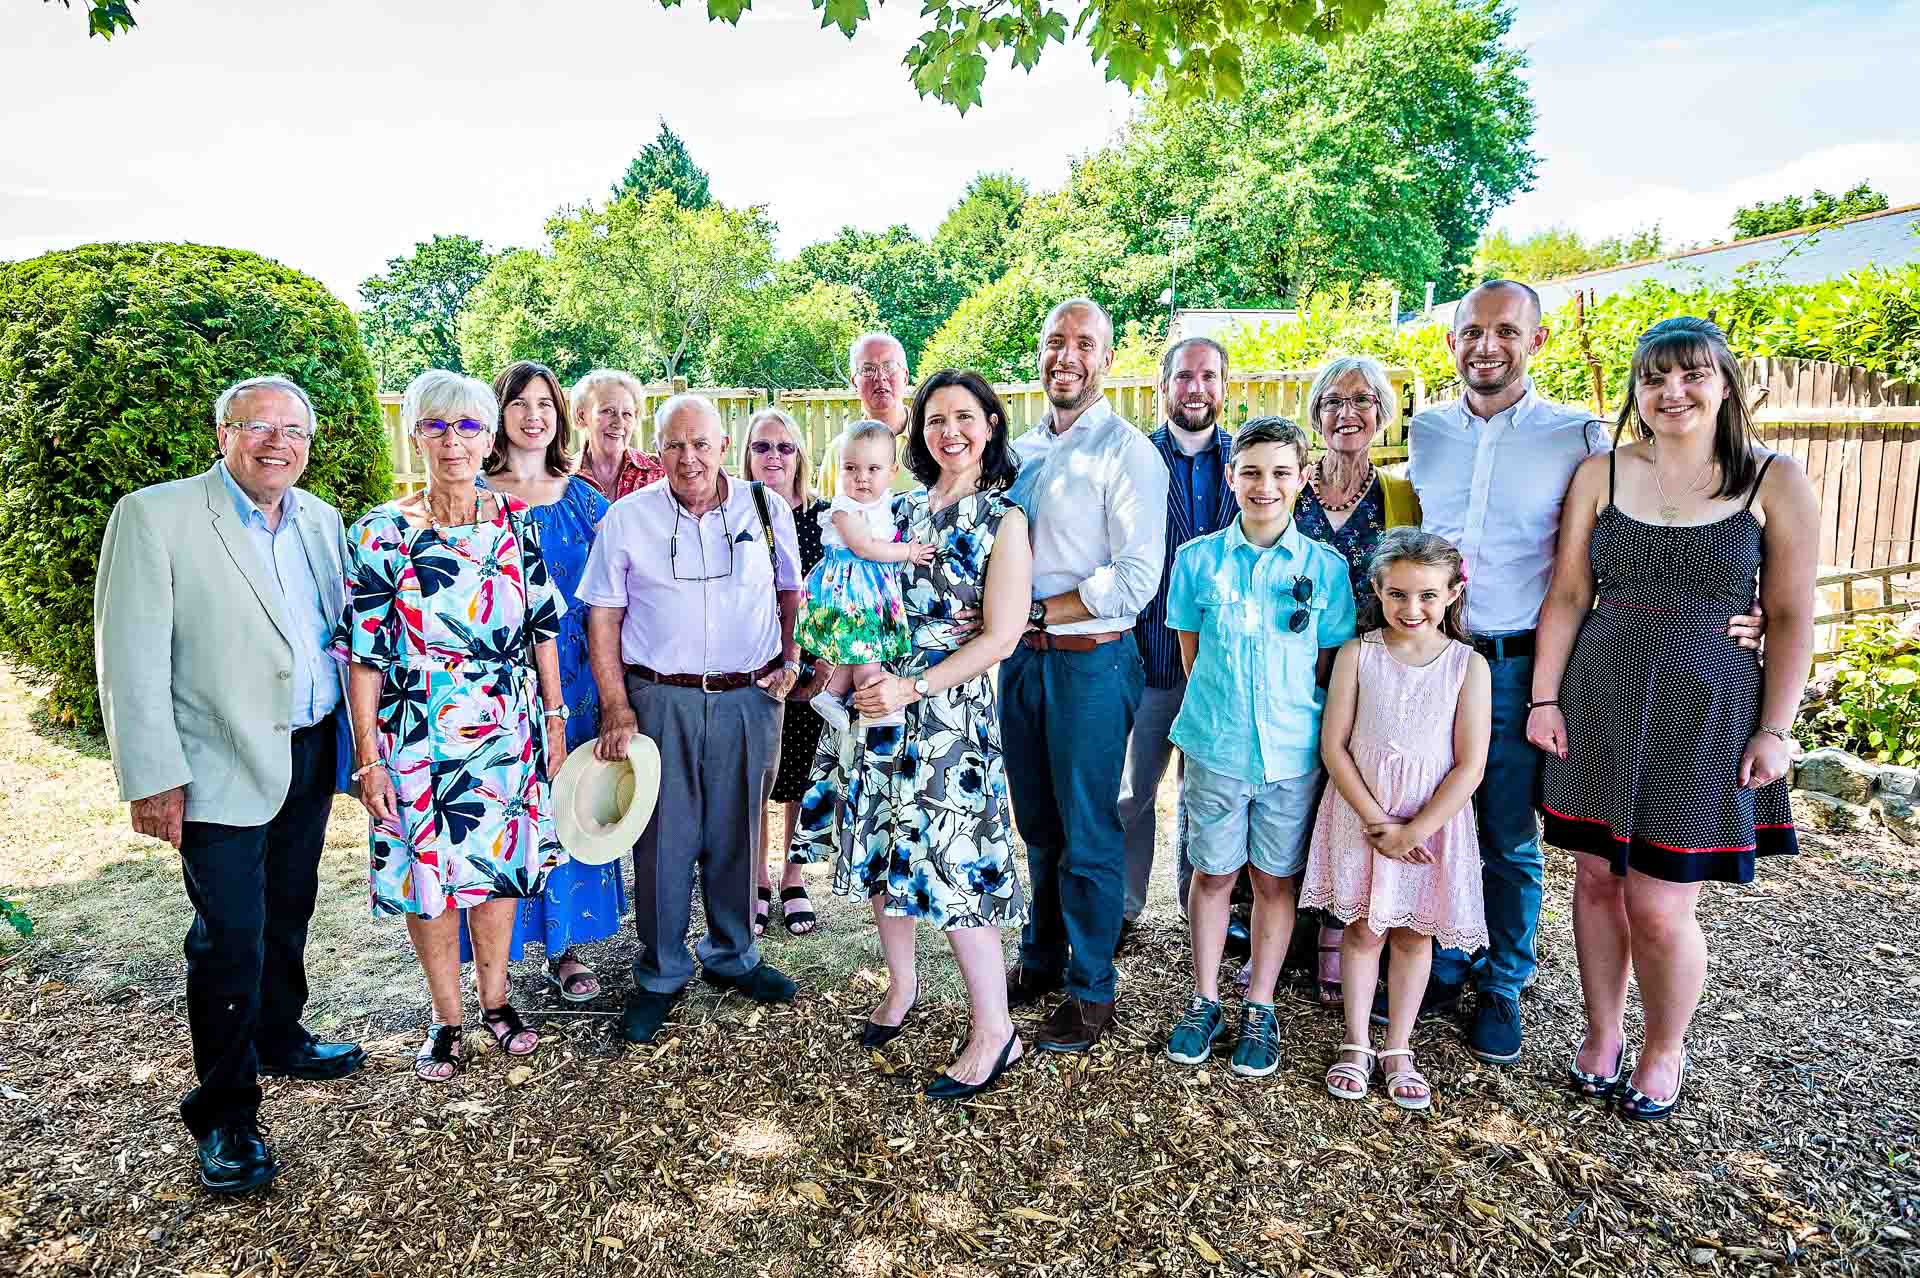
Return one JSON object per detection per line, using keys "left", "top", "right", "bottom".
{"left": 792, "top": 488, "right": 1027, "bottom": 931}
{"left": 794, "top": 494, "right": 910, "bottom": 665}
{"left": 461, "top": 477, "right": 628, "bottom": 960}
{"left": 336, "top": 495, "right": 567, "bottom": 919}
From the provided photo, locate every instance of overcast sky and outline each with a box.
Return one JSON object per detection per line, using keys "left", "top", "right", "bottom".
{"left": 6, "top": 0, "right": 1916, "bottom": 304}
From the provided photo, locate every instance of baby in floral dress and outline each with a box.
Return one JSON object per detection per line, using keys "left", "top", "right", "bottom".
{"left": 795, "top": 420, "right": 935, "bottom": 730}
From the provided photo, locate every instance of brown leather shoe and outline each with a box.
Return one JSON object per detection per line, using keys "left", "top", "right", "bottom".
{"left": 1006, "top": 963, "right": 1064, "bottom": 1008}
{"left": 1034, "top": 995, "right": 1115, "bottom": 1053}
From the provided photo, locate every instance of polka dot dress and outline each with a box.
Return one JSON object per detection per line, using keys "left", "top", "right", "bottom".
{"left": 772, "top": 498, "right": 830, "bottom": 805}
{"left": 1540, "top": 452, "right": 1796, "bottom": 883}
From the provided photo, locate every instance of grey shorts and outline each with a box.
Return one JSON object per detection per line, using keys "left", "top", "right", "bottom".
{"left": 1182, "top": 761, "right": 1322, "bottom": 879}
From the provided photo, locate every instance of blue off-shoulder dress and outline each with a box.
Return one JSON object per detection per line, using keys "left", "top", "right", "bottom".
{"left": 460, "top": 476, "right": 629, "bottom": 962}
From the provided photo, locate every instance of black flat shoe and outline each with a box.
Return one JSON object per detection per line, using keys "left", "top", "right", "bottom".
{"left": 620, "top": 989, "right": 679, "bottom": 1045}
{"left": 860, "top": 987, "right": 918, "bottom": 1049}
{"left": 702, "top": 962, "right": 798, "bottom": 1004}
{"left": 925, "top": 1034, "right": 1021, "bottom": 1102}
{"left": 258, "top": 1036, "right": 367, "bottom": 1081}
{"left": 196, "top": 1119, "right": 276, "bottom": 1195}
{"left": 1619, "top": 1054, "right": 1689, "bottom": 1122}
{"left": 1568, "top": 1040, "right": 1626, "bottom": 1100}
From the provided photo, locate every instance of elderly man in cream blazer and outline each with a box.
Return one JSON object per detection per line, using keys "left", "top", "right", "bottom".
{"left": 94, "top": 375, "right": 364, "bottom": 1195}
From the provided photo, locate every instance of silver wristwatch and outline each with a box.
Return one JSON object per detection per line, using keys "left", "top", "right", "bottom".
{"left": 913, "top": 676, "right": 932, "bottom": 699}
{"left": 543, "top": 704, "right": 570, "bottom": 722}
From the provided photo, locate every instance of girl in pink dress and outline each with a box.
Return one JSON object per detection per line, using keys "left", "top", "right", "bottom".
{"left": 1300, "top": 528, "right": 1492, "bottom": 1110}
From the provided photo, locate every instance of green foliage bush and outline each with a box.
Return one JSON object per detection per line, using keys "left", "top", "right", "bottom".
{"left": 1799, "top": 615, "right": 1920, "bottom": 767}
{"left": 0, "top": 242, "right": 390, "bottom": 729}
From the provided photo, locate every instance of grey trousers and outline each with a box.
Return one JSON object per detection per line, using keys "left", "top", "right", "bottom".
{"left": 625, "top": 674, "right": 782, "bottom": 994}
{"left": 1117, "top": 679, "right": 1193, "bottom": 921}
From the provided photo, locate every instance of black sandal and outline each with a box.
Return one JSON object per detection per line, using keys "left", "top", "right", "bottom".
{"left": 481, "top": 1003, "right": 539, "bottom": 1057}
{"left": 780, "top": 885, "right": 818, "bottom": 937}
{"left": 753, "top": 885, "right": 773, "bottom": 937}
{"left": 414, "top": 1023, "right": 465, "bottom": 1082}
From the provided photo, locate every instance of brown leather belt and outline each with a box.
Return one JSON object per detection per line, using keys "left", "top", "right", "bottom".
{"left": 627, "top": 657, "right": 781, "bottom": 692}
{"left": 1020, "top": 630, "right": 1126, "bottom": 653}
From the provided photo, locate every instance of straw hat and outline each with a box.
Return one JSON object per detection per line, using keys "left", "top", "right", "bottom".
{"left": 550, "top": 736, "right": 661, "bottom": 865}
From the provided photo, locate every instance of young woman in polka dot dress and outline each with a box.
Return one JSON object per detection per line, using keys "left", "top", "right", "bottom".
{"left": 1528, "top": 317, "right": 1818, "bottom": 1122}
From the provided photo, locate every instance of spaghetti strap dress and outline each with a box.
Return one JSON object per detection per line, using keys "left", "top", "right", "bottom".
{"left": 1539, "top": 451, "right": 1797, "bottom": 883}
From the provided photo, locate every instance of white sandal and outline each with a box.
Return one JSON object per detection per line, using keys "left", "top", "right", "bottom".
{"left": 1326, "top": 1043, "right": 1375, "bottom": 1101}
{"left": 1378, "top": 1047, "right": 1432, "bottom": 1111}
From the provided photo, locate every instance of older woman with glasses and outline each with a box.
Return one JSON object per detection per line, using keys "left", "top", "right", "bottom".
{"left": 337, "top": 369, "right": 569, "bottom": 1081}
{"left": 740, "top": 408, "right": 830, "bottom": 937}
{"left": 1292, "top": 355, "right": 1420, "bottom": 1010}
{"left": 574, "top": 369, "right": 666, "bottom": 500}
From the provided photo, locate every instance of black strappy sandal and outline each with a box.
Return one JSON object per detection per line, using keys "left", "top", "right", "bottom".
{"left": 753, "top": 885, "right": 773, "bottom": 937}
{"left": 414, "top": 1023, "right": 465, "bottom": 1082}
{"left": 481, "top": 1003, "right": 539, "bottom": 1057}
{"left": 780, "top": 885, "right": 818, "bottom": 937}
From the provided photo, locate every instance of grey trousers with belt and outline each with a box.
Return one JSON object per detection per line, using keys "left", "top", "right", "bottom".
{"left": 625, "top": 674, "right": 782, "bottom": 994}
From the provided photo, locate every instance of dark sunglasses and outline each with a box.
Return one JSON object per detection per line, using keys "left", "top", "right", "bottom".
{"left": 1286, "top": 575, "right": 1314, "bottom": 633}
{"left": 415, "top": 418, "right": 491, "bottom": 439}
{"left": 749, "top": 440, "right": 799, "bottom": 456}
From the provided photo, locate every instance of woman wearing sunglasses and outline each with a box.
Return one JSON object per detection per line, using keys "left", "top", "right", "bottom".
{"left": 739, "top": 408, "right": 828, "bottom": 938}
{"left": 336, "top": 370, "right": 570, "bottom": 1081}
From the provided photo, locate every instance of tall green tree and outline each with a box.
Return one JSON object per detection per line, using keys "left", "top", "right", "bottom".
{"left": 612, "top": 120, "right": 713, "bottom": 210}
{"left": 704, "top": 273, "right": 876, "bottom": 393}
{"left": 1471, "top": 224, "right": 1665, "bottom": 284}
{"left": 789, "top": 226, "right": 963, "bottom": 367}
{"left": 1731, "top": 182, "right": 1889, "bottom": 239}
{"left": 655, "top": 0, "right": 1386, "bottom": 112}
{"left": 547, "top": 190, "right": 776, "bottom": 381}
{"left": 358, "top": 234, "right": 498, "bottom": 390}
{"left": 934, "top": 172, "right": 1032, "bottom": 293}
{"left": 457, "top": 249, "right": 624, "bottom": 384}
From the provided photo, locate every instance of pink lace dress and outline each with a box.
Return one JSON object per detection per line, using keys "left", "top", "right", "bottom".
{"left": 1299, "top": 635, "right": 1487, "bottom": 949}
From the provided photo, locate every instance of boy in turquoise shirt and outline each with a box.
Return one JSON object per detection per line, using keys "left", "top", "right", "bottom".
{"left": 1162, "top": 417, "right": 1357, "bottom": 1077}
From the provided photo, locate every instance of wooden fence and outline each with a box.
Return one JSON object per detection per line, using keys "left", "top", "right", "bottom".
{"left": 378, "top": 368, "right": 1419, "bottom": 495}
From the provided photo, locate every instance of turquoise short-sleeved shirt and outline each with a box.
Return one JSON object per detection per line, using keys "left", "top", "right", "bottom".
{"left": 1165, "top": 516, "right": 1357, "bottom": 784}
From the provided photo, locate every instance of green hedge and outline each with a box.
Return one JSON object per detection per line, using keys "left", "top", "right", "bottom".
{"left": 0, "top": 242, "right": 391, "bottom": 729}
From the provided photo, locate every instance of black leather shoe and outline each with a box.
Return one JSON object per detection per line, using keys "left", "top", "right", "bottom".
{"left": 620, "top": 989, "right": 680, "bottom": 1044}
{"left": 1222, "top": 914, "right": 1253, "bottom": 961}
{"left": 1006, "top": 963, "right": 1064, "bottom": 1008}
{"left": 925, "top": 1034, "right": 1022, "bottom": 1101}
{"left": 702, "top": 962, "right": 798, "bottom": 1004}
{"left": 196, "top": 1120, "right": 276, "bottom": 1195}
{"left": 258, "top": 1036, "right": 367, "bottom": 1081}
{"left": 860, "top": 986, "right": 917, "bottom": 1048}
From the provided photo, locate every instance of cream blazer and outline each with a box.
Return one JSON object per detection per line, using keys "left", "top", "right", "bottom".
{"left": 94, "top": 465, "right": 350, "bottom": 826}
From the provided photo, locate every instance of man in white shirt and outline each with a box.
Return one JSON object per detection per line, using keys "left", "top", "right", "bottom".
{"left": 1001, "top": 298, "right": 1170, "bottom": 1053}
{"left": 816, "top": 332, "right": 916, "bottom": 499}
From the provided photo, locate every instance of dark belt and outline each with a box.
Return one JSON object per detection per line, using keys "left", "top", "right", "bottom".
{"left": 1020, "top": 630, "right": 1126, "bottom": 653}
{"left": 1471, "top": 630, "right": 1535, "bottom": 661}
{"left": 627, "top": 656, "right": 782, "bottom": 692}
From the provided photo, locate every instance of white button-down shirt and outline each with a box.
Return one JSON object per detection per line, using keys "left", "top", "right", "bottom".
{"left": 1009, "top": 400, "right": 1170, "bottom": 635}
{"left": 1408, "top": 383, "right": 1610, "bottom": 635}
{"left": 577, "top": 476, "right": 801, "bottom": 674}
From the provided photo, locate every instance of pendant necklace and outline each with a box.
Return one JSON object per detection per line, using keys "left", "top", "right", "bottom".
{"left": 1648, "top": 445, "right": 1710, "bottom": 524}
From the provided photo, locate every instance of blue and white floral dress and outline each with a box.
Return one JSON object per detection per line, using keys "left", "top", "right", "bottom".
{"left": 792, "top": 488, "right": 1027, "bottom": 931}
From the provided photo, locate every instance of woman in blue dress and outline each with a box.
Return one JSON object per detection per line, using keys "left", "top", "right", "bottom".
{"left": 460, "top": 361, "right": 628, "bottom": 1002}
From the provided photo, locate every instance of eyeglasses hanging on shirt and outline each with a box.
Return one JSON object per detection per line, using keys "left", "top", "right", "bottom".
{"left": 667, "top": 492, "right": 738, "bottom": 582}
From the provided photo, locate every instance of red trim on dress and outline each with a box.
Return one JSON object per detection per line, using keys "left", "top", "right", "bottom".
{"left": 1539, "top": 802, "right": 1759, "bottom": 854}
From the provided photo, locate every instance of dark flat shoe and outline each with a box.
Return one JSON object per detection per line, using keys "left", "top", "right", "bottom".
{"left": 859, "top": 986, "right": 917, "bottom": 1049}
{"left": 196, "top": 1120, "right": 276, "bottom": 1195}
{"left": 1568, "top": 1041, "right": 1626, "bottom": 1100}
{"left": 925, "top": 1033, "right": 1021, "bottom": 1101}
{"left": 620, "top": 989, "right": 678, "bottom": 1045}
{"left": 703, "top": 962, "right": 798, "bottom": 1004}
{"left": 780, "top": 885, "right": 818, "bottom": 937}
{"left": 258, "top": 1036, "right": 366, "bottom": 1081}
{"left": 1619, "top": 1054, "right": 1689, "bottom": 1122}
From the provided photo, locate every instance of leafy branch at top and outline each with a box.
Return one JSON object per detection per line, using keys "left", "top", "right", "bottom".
{"left": 48, "top": 0, "right": 137, "bottom": 39}
{"left": 660, "top": 0, "right": 1385, "bottom": 112}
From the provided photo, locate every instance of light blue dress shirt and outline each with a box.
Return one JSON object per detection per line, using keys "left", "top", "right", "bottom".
{"left": 217, "top": 462, "right": 339, "bottom": 729}
{"left": 1165, "top": 515, "right": 1357, "bottom": 784}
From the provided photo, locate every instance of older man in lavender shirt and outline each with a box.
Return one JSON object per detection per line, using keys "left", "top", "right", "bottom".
{"left": 580, "top": 394, "right": 805, "bottom": 1044}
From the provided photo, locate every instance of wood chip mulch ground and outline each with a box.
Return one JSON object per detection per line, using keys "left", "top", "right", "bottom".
{"left": 2, "top": 820, "right": 1917, "bottom": 1277}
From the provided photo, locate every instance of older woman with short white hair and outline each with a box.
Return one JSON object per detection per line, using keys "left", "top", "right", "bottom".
{"left": 1293, "top": 354, "right": 1421, "bottom": 1010}
{"left": 338, "top": 369, "right": 570, "bottom": 1081}
{"left": 573, "top": 369, "right": 666, "bottom": 500}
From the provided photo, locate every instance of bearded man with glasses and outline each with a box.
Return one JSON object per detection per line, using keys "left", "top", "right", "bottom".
{"left": 94, "top": 374, "right": 365, "bottom": 1195}
{"left": 579, "top": 394, "right": 807, "bottom": 1044}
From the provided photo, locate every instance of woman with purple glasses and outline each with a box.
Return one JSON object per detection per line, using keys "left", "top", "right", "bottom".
{"left": 740, "top": 407, "right": 829, "bottom": 938}
{"left": 336, "top": 369, "right": 569, "bottom": 1082}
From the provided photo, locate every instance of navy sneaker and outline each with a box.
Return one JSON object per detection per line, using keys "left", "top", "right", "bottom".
{"left": 1164, "top": 995, "right": 1225, "bottom": 1065}
{"left": 1369, "top": 975, "right": 1465, "bottom": 1027}
{"left": 1229, "top": 1001, "right": 1282, "bottom": 1078}
{"left": 1468, "top": 992, "right": 1523, "bottom": 1064}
